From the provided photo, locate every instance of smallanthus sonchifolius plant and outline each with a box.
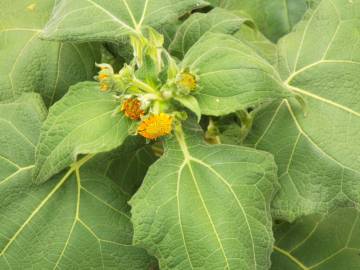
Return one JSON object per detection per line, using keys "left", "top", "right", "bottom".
{"left": 0, "top": 0, "right": 359, "bottom": 269}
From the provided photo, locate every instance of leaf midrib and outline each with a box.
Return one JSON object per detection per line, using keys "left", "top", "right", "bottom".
{"left": 256, "top": 99, "right": 360, "bottom": 175}
{"left": 0, "top": 166, "right": 74, "bottom": 256}
{"left": 83, "top": 0, "right": 148, "bottom": 33}
{"left": 8, "top": 31, "right": 40, "bottom": 98}
{"left": 175, "top": 130, "right": 259, "bottom": 269}
{"left": 282, "top": 0, "right": 360, "bottom": 118}
{"left": 273, "top": 210, "right": 360, "bottom": 269}
{"left": 284, "top": 99, "right": 359, "bottom": 174}
{"left": 0, "top": 165, "right": 34, "bottom": 187}
{"left": 0, "top": 154, "right": 130, "bottom": 264}
{"left": 288, "top": 85, "right": 360, "bottom": 117}
{"left": 177, "top": 158, "right": 231, "bottom": 269}
{"left": 52, "top": 163, "right": 130, "bottom": 269}
{"left": 292, "top": 0, "right": 323, "bottom": 72}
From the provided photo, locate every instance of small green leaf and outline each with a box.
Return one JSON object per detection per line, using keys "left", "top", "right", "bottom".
{"left": 272, "top": 208, "right": 360, "bottom": 269}
{"left": 245, "top": 0, "right": 360, "bottom": 221}
{"left": 130, "top": 122, "right": 278, "bottom": 269}
{"left": 33, "top": 82, "right": 132, "bottom": 184}
{"left": 181, "top": 32, "right": 288, "bottom": 116}
{"left": 169, "top": 8, "right": 247, "bottom": 59}
{"left": 42, "top": 0, "right": 207, "bottom": 42}
{"left": 212, "top": 0, "right": 309, "bottom": 41}
{"left": 174, "top": 95, "right": 202, "bottom": 122}
{"left": 0, "top": 0, "right": 100, "bottom": 106}
{"left": 0, "top": 95, "right": 155, "bottom": 269}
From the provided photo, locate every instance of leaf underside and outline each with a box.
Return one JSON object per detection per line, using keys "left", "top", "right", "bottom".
{"left": 0, "top": 94, "right": 155, "bottom": 269}
{"left": 130, "top": 123, "right": 279, "bottom": 270}
{"left": 42, "top": 0, "right": 207, "bottom": 42}
{"left": 0, "top": 0, "right": 100, "bottom": 106}
{"left": 33, "top": 82, "right": 132, "bottom": 184}
{"left": 272, "top": 208, "right": 360, "bottom": 269}
{"left": 1, "top": 0, "right": 359, "bottom": 269}
{"left": 211, "top": 0, "right": 308, "bottom": 42}
{"left": 245, "top": 0, "right": 360, "bottom": 221}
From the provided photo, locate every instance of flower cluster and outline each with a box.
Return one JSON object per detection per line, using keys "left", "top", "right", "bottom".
{"left": 94, "top": 28, "right": 200, "bottom": 140}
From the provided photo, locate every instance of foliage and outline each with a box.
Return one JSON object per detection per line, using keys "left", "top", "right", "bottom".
{"left": 0, "top": 0, "right": 359, "bottom": 269}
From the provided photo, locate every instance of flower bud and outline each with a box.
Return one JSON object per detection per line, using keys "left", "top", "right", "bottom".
{"left": 95, "top": 63, "right": 115, "bottom": 92}
{"left": 176, "top": 71, "right": 198, "bottom": 93}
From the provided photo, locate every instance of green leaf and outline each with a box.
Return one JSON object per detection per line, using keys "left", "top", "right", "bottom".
{"left": 0, "top": 0, "right": 100, "bottom": 106}
{"left": 159, "top": 18, "right": 183, "bottom": 49}
{"left": 212, "top": 111, "right": 255, "bottom": 145}
{"left": 42, "top": 0, "right": 207, "bottom": 42}
{"left": 130, "top": 123, "right": 278, "bottom": 269}
{"left": 174, "top": 95, "right": 202, "bottom": 122}
{"left": 245, "top": 0, "right": 360, "bottom": 220}
{"left": 234, "top": 24, "right": 278, "bottom": 65}
{"left": 169, "top": 8, "right": 247, "bottom": 59}
{"left": 0, "top": 94, "right": 47, "bottom": 180}
{"left": 212, "top": 0, "right": 309, "bottom": 41}
{"left": 272, "top": 208, "right": 360, "bottom": 269}
{"left": 83, "top": 136, "right": 158, "bottom": 195}
{"left": 33, "top": 82, "right": 132, "bottom": 184}
{"left": 0, "top": 94, "right": 155, "bottom": 269}
{"left": 181, "top": 32, "right": 288, "bottom": 116}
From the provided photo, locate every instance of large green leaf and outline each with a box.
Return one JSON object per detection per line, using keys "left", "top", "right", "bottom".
{"left": 234, "top": 24, "right": 278, "bottom": 65}
{"left": 246, "top": 0, "right": 360, "bottom": 220}
{"left": 83, "top": 136, "right": 158, "bottom": 195}
{"left": 211, "top": 0, "right": 309, "bottom": 41}
{"left": 272, "top": 208, "right": 360, "bottom": 269}
{"left": 0, "top": 0, "right": 100, "bottom": 106}
{"left": 42, "top": 0, "right": 207, "bottom": 42}
{"left": 33, "top": 82, "right": 132, "bottom": 184}
{"left": 181, "top": 32, "right": 288, "bottom": 116}
{"left": 130, "top": 123, "right": 278, "bottom": 269}
{"left": 169, "top": 8, "right": 246, "bottom": 59}
{"left": 0, "top": 94, "right": 155, "bottom": 269}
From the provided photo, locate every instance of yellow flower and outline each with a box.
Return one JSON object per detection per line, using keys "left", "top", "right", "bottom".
{"left": 121, "top": 98, "right": 144, "bottom": 120}
{"left": 100, "top": 82, "right": 109, "bottom": 92}
{"left": 137, "top": 113, "right": 173, "bottom": 140}
{"left": 98, "top": 73, "right": 109, "bottom": 80}
{"left": 95, "top": 63, "right": 114, "bottom": 92}
{"left": 177, "top": 71, "right": 197, "bottom": 91}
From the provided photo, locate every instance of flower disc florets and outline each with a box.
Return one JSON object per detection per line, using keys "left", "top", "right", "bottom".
{"left": 137, "top": 113, "right": 173, "bottom": 140}
{"left": 121, "top": 98, "right": 144, "bottom": 120}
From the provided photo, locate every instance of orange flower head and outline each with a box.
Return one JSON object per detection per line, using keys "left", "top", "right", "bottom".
{"left": 121, "top": 98, "right": 144, "bottom": 120}
{"left": 177, "top": 71, "right": 197, "bottom": 91}
{"left": 137, "top": 113, "right": 173, "bottom": 140}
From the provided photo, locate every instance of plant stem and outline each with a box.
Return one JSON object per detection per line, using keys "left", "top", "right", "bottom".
{"left": 174, "top": 123, "right": 191, "bottom": 159}
{"left": 132, "top": 78, "right": 157, "bottom": 94}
